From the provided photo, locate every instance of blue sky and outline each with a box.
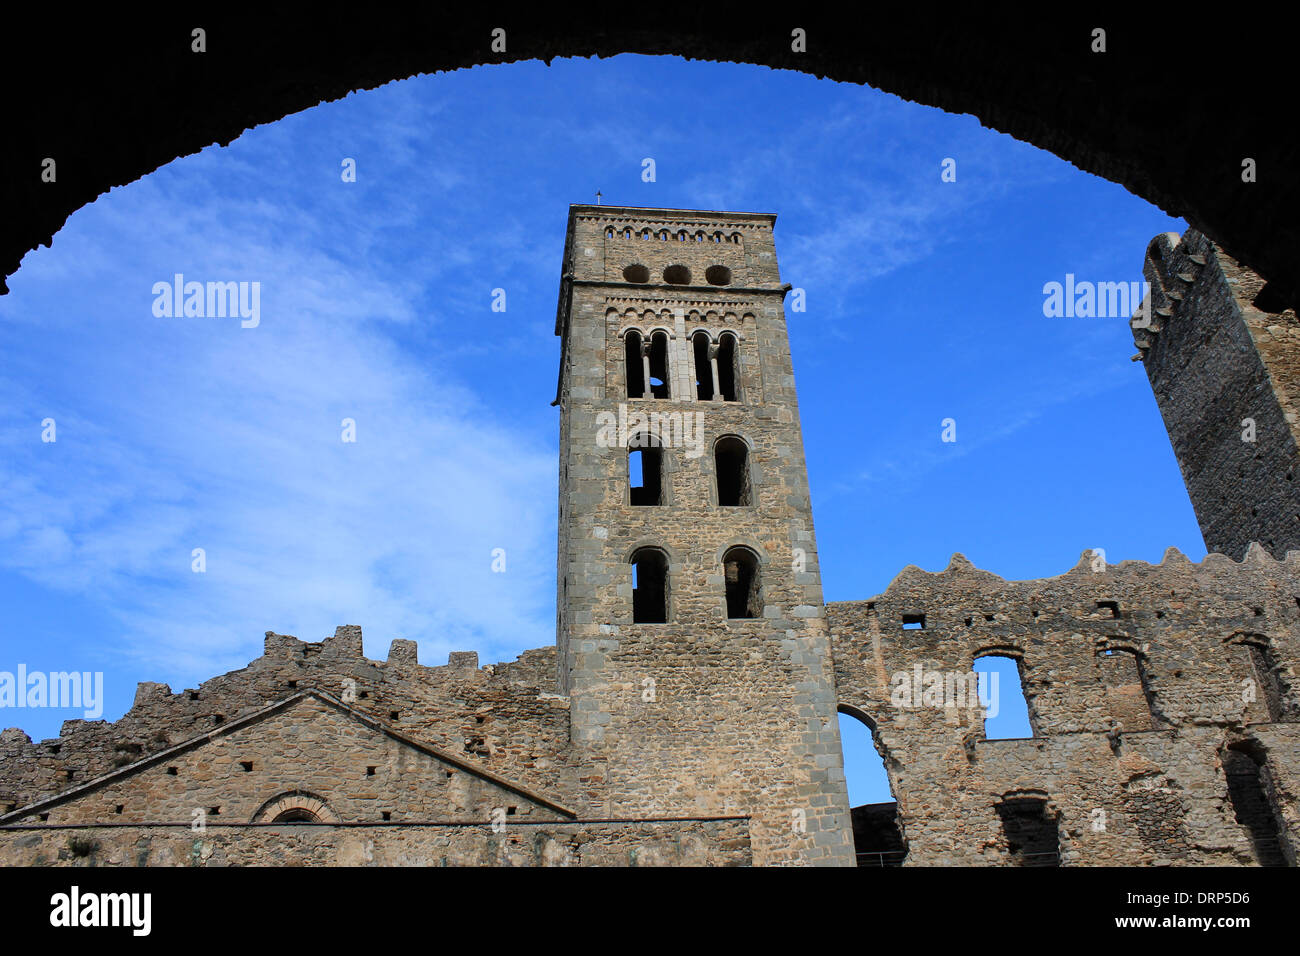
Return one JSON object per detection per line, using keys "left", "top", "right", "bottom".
{"left": 0, "top": 55, "right": 1196, "bottom": 802}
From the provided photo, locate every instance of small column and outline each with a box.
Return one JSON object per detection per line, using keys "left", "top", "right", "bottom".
{"left": 640, "top": 341, "right": 652, "bottom": 399}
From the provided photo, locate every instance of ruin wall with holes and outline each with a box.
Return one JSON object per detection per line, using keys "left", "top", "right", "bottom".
{"left": 827, "top": 546, "right": 1300, "bottom": 865}
{"left": 1133, "top": 229, "right": 1300, "bottom": 561}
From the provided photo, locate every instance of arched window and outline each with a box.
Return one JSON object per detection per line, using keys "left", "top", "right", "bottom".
{"left": 628, "top": 433, "right": 664, "bottom": 506}
{"left": 630, "top": 548, "right": 669, "bottom": 623}
{"left": 253, "top": 791, "right": 338, "bottom": 824}
{"left": 731, "top": 232, "right": 742, "bottom": 244}
{"left": 692, "top": 332, "right": 715, "bottom": 401}
{"left": 677, "top": 229, "right": 688, "bottom": 241}
{"left": 648, "top": 330, "right": 671, "bottom": 399}
{"left": 995, "top": 793, "right": 1060, "bottom": 866}
{"left": 272, "top": 808, "right": 320, "bottom": 823}
{"left": 713, "top": 231, "right": 722, "bottom": 243}
{"left": 623, "top": 227, "right": 632, "bottom": 239}
{"left": 714, "top": 436, "right": 752, "bottom": 506}
{"left": 1229, "top": 633, "right": 1291, "bottom": 722}
{"left": 624, "top": 330, "right": 646, "bottom": 398}
{"left": 722, "top": 546, "right": 761, "bottom": 619}
{"left": 604, "top": 226, "right": 614, "bottom": 238}
{"left": 1096, "top": 644, "right": 1161, "bottom": 730}
{"left": 837, "top": 705, "right": 907, "bottom": 866}
{"left": 658, "top": 229, "right": 669, "bottom": 241}
{"left": 973, "top": 652, "right": 1034, "bottom": 739}
{"left": 717, "top": 332, "right": 739, "bottom": 401}
{"left": 640, "top": 228, "right": 650, "bottom": 240}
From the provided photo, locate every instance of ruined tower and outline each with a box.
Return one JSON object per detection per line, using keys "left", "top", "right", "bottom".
{"left": 552, "top": 205, "right": 855, "bottom": 865}
{"left": 1132, "top": 229, "right": 1300, "bottom": 560}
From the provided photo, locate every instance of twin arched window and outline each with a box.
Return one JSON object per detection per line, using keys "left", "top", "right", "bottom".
{"left": 623, "top": 330, "right": 671, "bottom": 399}
{"left": 628, "top": 545, "right": 762, "bottom": 623}
{"left": 692, "top": 331, "right": 739, "bottom": 402}
{"left": 623, "top": 328, "right": 739, "bottom": 402}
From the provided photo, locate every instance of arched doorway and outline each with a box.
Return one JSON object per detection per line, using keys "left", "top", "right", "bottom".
{"left": 837, "top": 704, "right": 907, "bottom": 866}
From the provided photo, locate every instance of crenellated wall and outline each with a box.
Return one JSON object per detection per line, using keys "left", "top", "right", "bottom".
{"left": 0, "top": 627, "right": 574, "bottom": 816}
{"left": 1132, "top": 229, "right": 1300, "bottom": 560}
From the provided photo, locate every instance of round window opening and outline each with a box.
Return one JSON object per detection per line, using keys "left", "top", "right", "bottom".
{"left": 705, "top": 265, "right": 732, "bottom": 286}
{"left": 663, "top": 265, "right": 691, "bottom": 285}
{"left": 623, "top": 264, "right": 650, "bottom": 283}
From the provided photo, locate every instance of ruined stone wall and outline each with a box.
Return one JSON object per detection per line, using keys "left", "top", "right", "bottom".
{"left": 0, "top": 627, "right": 574, "bottom": 815}
{"left": 828, "top": 548, "right": 1300, "bottom": 865}
{"left": 554, "top": 205, "right": 854, "bottom": 866}
{"left": 0, "top": 818, "right": 752, "bottom": 867}
{"left": 3, "top": 694, "right": 570, "bottom": 827}
{"left": 1133, "top": 229, "right": 1300, "bottom": 560}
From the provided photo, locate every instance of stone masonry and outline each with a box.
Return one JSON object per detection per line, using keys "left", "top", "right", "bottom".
{"left": 0, "top": 213, "right": 1297, "bottom": 867}
{"left": 1132, "top": 229, "right": 1300, "bottom": 561}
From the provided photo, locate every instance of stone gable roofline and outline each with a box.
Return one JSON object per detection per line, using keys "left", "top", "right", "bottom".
{"left": 840, "top": 542, "right": 1300, "bottom": 604}
{"left": 0, "top": 689, "right": 577, "bottom": 825}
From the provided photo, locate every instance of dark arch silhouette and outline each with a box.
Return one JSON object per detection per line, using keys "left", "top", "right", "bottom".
{"left": 3, "top": 11, "right": 1295, "bottom": 306}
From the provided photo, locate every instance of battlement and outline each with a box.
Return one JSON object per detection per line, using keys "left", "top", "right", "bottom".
{"left": 0, "top": 628, "right": 569, "bottom": 816}
{"left": 1129, "top": 228, "right": 1300, "bottom": 561}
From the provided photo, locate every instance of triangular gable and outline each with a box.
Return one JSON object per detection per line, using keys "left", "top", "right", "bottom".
{"left": 0, "top": 689, "right": 575, "bottom": 823}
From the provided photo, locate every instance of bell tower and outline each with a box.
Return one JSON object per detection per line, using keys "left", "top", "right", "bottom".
{"left": 553, "top": 204, "right": 854, "bottom": 866}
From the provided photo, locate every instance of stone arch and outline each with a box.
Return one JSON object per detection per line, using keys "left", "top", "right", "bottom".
{"left": 252, "top": 790, "right": 339, "bottom": 824}
{"left": 4, "top": 14, "right": 1294, "bottom": 303}
{"left": 835, "top": 704, "right": 907, "bottom": 866}
{"left": 720, "top": 544, "right": 763, "bottom": 620}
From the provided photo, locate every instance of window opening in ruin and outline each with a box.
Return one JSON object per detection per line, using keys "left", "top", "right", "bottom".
{"left": 1222, "top": 744, "right": 1290, "bottom": 866}
{"left": 240, "top": 761, "right": 253, "bottom": 772}
{"left": 366, "top": 766, "right": 377, "bottom": 776}
{"left": 629, "top": 434, "right": 665, "bottom": 504}
{"left": 1237, "top": 638, "right": 1288, "bottom": 722}
{"left": 692, "top": 332, "right": 715, "bottom": 401}
{"left": 1096, "top": 646, "right": 1161, "bottom": 730}
{"left": 1096, "top": 600, "right": 1120, "bottom": 618}
{"left": 995, "top": 796, "right": 1060, "bottom": 866}
{"left": 902, "top": 613, "right": 925, "bottom": 630}
{"left": 717, "top": 333, "right": 739, "bottom": 401}
{"left": 715, "top": 437, "right": 752, "bottom": 506}
{"left": 973, "top": 654, "right": 1034, "bottom": 739}
{"left": 624, "top": 330, "right": 646, "bottom": 398}
{"left": 837, "top": 706, "right": 908, "bottom": 866}
{"left": 381, "top": 811, "right": 392, "bottom": 821}
{"left": 631, "top": 548, "right": 669, "bottom": 623}
{"left": 663, "top": 264, "right": 690, "bottom": 284}
{"left": 648, "top": 331, "right": 671, "bottom": 398}
{"left": 723, "top": 546, "right": 762, "bottom": 619}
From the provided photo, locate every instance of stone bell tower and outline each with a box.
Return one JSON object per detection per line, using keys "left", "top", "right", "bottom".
{"left": 552, "top": 204, "right": 854, "bottom": 866}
